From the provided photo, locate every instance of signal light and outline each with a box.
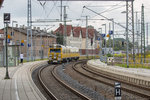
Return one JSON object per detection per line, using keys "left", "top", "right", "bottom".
{"left": 8, "top": 34, "right": 11, "bottom": 39}
{"left": 21, "top": 40, "right": 24, "bottom": 43}
{"left": 122, "top": 41, "right": 124, "bottom": 47}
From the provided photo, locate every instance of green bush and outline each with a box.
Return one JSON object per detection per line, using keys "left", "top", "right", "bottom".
{"left": 107, "top": 53, "right": 113, "bottom": 57}
{"left": 116, "top": 63, "right": 150, "bottom": 69}
{"left": 114, "top": 54, "right": 125, "bottom": 57}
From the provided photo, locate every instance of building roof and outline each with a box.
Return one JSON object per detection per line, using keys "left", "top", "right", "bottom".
{"left": 9, "top": 27, "right": 57, "bottom": 38}
{"left": 54, "top": 24, "right": 96, "bottom": 38}
{"left": 54, "top": 23, "right": 72, "bottom": 36}
{"left": 81, "top": 28, "right": 95, "bottom": 38}
{"left": 72, "top": 27, "right": 81, "bottom": 37}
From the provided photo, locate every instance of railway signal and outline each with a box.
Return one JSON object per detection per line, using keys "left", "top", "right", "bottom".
{"left": 4, "top": 13, "right": 11, "bottom": 79}
{"left": 122, "top": 41, "right": 124, "bottom": 47}
{"left": 114, "top": 82, "right": 121, "bottom": 100}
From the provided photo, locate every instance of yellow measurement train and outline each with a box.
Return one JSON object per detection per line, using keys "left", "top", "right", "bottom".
{"left": 48, "top": 44, "right": 80, "bottom": 64}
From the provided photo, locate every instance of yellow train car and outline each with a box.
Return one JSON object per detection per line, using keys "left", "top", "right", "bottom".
{"left": 48, "top": 44, "right": 80, "bottom": 64}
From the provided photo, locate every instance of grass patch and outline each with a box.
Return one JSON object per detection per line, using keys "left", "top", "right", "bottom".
{"left": 115, "top": 63, "right": 150, "bottom": 69}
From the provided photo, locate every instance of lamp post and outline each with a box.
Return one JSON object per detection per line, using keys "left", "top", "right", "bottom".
{"left": 122, "top": 10, "right": 138, "bottom": 65}
{"left": 3, "top": 13, "right": 11, "bottom": 79}
{"left": 121, "top": 10, "right": 129, "bottom": 67}
{"left": 98, "top": 28, "right": 102, "bottom": 34}
{"left": 5, "top": 23, "right": 10, "bottom": 79}
{"left": 98, "top": 28, "right": 102, "bottom": 60}
{"left": 102, "top": 24, "right": 107, "bottom": 55}
{"left": 11, "top": 21, "right": 17, "bottom": 45}
{"left": 107, "top": 18, "right": 115, "bottom": 58}
{"left": 111, "top": 19, "right": 115, "bottom": 59}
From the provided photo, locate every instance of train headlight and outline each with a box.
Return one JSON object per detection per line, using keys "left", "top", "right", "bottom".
{"left": 49, "top": 57, "right": 52, "bottom": 60}
{"left": 49, "top": 54, "right": 52, "bottom": 60}
{"left": 58, "top": 58, "right": 61, "bottom": 60}
{"left": 49, "top": 54, "right": 52, "bottom": 57}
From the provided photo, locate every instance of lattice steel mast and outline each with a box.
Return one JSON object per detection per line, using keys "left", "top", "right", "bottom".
{"left": 27, "top": 0, "right": 33, "bottom": 61}
{"left": 126, "top": 0, "right": 135, "bottom": 67}
{"left": 141, "top": 4, "right": 145, "bottom": 64}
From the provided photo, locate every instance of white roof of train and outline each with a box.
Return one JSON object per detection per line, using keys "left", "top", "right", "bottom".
{"left": 49, "top": 44, "right": 79, "bottom": 52}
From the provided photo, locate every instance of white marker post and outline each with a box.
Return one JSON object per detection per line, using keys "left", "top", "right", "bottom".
{"left": 115, "top": 82, "right": 121, "bottom": 100}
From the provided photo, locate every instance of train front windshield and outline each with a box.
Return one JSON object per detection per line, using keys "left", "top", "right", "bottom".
{"left": 50, "top": 49, "right": 61, "bottom": 53}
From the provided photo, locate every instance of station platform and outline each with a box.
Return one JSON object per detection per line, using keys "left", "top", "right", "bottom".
{"left": 0, "top": 61, "right": 47, "bottom": 100}
{"left": 87, "top": 59, "right": 150, "bottom": 86}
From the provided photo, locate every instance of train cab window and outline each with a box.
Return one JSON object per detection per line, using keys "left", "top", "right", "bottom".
{"left": 50, "top": 49, "right": 61, "bottom": 53}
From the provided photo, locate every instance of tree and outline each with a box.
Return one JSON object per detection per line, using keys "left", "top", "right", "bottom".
{"left": 147, "top": 45, "right": 150, "bottom": 50}
{"left": 109, "top": 38, "right": 134, "bottom": 51}
{"left": 56, "top": 32, "right": 64, "bottom": 45}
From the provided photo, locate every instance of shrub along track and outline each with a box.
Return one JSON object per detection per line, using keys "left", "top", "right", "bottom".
{"left": 66, "top": 61, "right": 150, "bottom": 100}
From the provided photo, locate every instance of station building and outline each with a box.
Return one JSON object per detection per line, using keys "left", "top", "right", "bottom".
{"left": 54, "top": 23, "right": 102, "bottom": 56}
{"left": 0, "top": 25, "right": 56, "bottom": 66}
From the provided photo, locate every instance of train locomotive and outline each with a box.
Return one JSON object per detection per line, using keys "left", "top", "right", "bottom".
{"left": 48, "top": 44, "right": 80, "bottom": 64}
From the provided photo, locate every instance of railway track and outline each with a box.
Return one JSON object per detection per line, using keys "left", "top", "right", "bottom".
{"left": 32, "top": 62, "right": 94, "bottom": 100}
{"left": 32, "top": 60, "right": 150, "bottom": 100}
{"left": 72, "top": 61, "right": 150, "bottom": 100}
{"left": 38, "top": 64, "right": 58, "bottom": 100}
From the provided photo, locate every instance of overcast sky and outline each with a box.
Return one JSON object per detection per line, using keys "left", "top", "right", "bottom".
{"left": 0, "top": 0, "right": 150, "bottom": 44}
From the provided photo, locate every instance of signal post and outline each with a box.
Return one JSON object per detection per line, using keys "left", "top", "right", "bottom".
{"left": 3, "top": 13, "right": 11, "bottom": 79}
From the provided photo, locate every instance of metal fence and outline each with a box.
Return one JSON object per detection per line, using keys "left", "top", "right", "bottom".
{"left": 0, "top": 46, "right": 4, "bottom": 67}
{"left": 114, "top": 57, "right": 150, "bottom": 65}
{"left": 100, "top": 54, "right": 107, "bottom": 63}
{"left": 0, "top": 45, "right": 19, "bottom": 67}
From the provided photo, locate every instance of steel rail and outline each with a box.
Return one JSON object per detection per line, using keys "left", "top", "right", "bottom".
{"left": 38, "top": 65, "right": 59, "bottom": 100}
{"left": 51, "top": 64, "right": 91, "bottom": 100}
{"left": 73, "top": 61, "right": 150, "bottom": 98}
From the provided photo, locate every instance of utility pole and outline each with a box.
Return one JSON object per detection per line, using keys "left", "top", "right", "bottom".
{"left": 112, "top": 19, "right": 115, "bottom": 59}
{"left": 86, "top": 16, "right": 88, "bottom": 59}
{"left": 141, "top": 4, "right": 146, "bottom": 64}
{"left": 146, "top": 23, "right": 148, "bottom": 51}
{"left": 141, "top": 4, "right": 145, "bottom": 64}
{"left": 105, "top": 24, "right": 106, "bottom": 55}
{"left": 98, "top": 28, "right": 102, "bottom": 60}
{"left": 83, "top": 2, "right": 135, "bottom": 66}
{"left": 63, "top": 6, "right": 67, "bottom": 46}
{"left": 102, "top": 24, "right": 107, "bottom": 55}
{"left": 135, "top": 12, "right": 139, "bottom": 57}
{"left": 109, "top": 22, "right": 111, "bottom": 54}
{"left": 126, "top": 1, "right": 129, "bottom": 68}
{"left": 60, "top": 0, "right": 62, "bottom": 21}
{"left": 27, "top": 0, "right": 33, "bottom": 61}
{"left": 132, "top": 1, "right": 135, "bottom": 64}
{"left": 137, "top": 19, "right": 140, "bottom": 56}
